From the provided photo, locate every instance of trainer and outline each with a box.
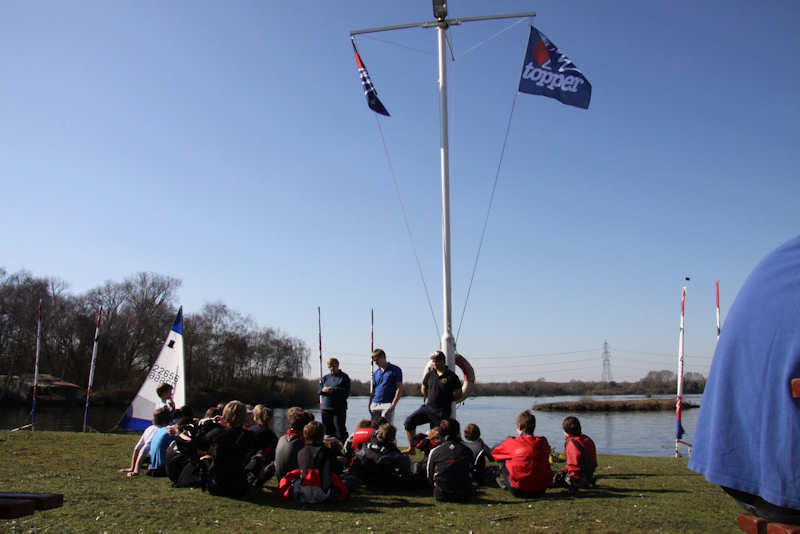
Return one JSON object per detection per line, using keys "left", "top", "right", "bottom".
{"left": 369, "top": 349, "right": 403, "bottom": 423}
{"left": 403, "top": 350, "right": 462, "bottom": 454}
{"left": 318, "top": 357, "right": 351, "bottom": 442}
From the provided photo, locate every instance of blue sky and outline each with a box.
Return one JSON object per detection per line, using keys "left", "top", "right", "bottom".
{"left": 2, "top": 1, "right": 798, "bottom": 384}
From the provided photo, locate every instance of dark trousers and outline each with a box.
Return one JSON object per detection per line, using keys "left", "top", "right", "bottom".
{"left": 723, "top": 486, "right": 800, "bottom": 525}
{"left": 498, "top": 463, "right": 545, "bottom": 499}
{"left": 321, "top": 409, "right": 348, "bottom": 442}
{"left": 403, "top": 404, "right": 447, "bottom": 432}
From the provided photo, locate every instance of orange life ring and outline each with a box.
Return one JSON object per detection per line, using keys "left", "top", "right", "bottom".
{"left": 421, "top": 353, "right": 475, "bottom": 401}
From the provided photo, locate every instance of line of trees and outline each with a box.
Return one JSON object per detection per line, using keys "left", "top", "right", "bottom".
{"left": 0, "top": 268, "right": 312, "bottom": 406}
{"left": 346, "top": 369, "right": 704, "bottom": 398}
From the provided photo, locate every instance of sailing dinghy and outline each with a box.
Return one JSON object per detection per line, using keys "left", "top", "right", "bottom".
{"left": 119, "top": 307, "right": 185, "bottom": 430}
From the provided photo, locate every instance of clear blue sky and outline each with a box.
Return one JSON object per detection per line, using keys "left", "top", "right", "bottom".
{"left": 2, "top": 1, "right": 798, "bottom": 384}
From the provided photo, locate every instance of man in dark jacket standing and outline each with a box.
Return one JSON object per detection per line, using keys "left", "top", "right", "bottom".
{"left": 403, "top": 351, "right": 461, "bottom": 454}
{"left": 318, "top": 357, "right": 351, "bottom": 442}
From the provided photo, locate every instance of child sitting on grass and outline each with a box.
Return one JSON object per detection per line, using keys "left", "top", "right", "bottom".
{"left": 463, "top": 423, "right": 495, "bottom": 486}
{"left": 552, "top": 415, "right": 597, "bottom": 493}
{"left": 119, "top": 406, "right": 172, "bottom": 477}
{"left": 492, "top": 410, "right": 553, "bottom": 498}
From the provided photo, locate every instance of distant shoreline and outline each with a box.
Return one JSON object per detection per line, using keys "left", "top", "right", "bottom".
{"left": 533, "top": 398, "right": 698, "bottom": 412}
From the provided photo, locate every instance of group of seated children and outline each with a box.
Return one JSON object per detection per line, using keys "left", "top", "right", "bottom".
{"left": 120, "top": 386, "right": 597, "bottom": 504}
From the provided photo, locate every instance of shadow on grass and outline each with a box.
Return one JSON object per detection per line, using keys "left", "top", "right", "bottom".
{"left": 246, "top": 486, "right": 434, "bottom": 514}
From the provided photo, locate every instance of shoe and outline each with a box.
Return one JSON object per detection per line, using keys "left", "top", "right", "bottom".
{"left": 495, "top": 476, "right": 508, "bottom": 490}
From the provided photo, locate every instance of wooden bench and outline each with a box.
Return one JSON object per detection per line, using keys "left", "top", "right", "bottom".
{"left": 0, "top": 493, "right": 63, "bottom": 519}
{"left": 738, "top": 513, "right": 800, "bottom": 534}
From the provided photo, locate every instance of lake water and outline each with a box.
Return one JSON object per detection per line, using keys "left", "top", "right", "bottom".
{"left": 0, "top": 395, "right": 702, "bottom": 456}
{"left": 0, "top": 394, "right": 701, "bottom": 457}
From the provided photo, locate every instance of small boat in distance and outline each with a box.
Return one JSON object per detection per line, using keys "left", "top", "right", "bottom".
{"left": 118, "top": 307, "right": 185, "bottom": 431}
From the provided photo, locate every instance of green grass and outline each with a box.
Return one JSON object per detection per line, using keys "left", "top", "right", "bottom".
{"left": 0, "top": 431, "right": 741, "bottom": 533}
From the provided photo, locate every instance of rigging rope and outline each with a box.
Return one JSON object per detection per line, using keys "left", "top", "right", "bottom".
{"left": 456, "top": 18, "right": 527, "bottom": 59}
{"left": 455, "top": 90, "right": 519, "bottom": 343}
{"left": 373, "top": 113, "right": 441, "bottom": 341}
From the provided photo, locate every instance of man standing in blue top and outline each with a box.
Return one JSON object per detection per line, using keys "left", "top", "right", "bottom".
{"left": 318, "top": 357, "right": 351, "bottom": 442}
{"left": 370, "top": 349, "right": 403, "bottom": 423}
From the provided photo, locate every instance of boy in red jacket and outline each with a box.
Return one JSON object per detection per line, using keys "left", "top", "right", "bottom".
{"left": 552, "top": 416, "right": 597, "bottom": 493}
{"left": 491, "top": 410, "right": 553, "bottom": 498}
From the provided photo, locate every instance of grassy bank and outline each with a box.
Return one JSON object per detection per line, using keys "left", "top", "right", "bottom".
{"left": 0, "top": 431, "right": 740, "bottom": 534}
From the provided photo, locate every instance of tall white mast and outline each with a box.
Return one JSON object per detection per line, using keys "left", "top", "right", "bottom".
{"left": 351, "top": 3, "right": 536, "bottom": 417}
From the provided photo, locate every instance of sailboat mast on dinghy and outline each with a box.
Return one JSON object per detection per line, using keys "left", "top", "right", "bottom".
{"left": 119, "top": 307, "right": 185, "bottom": 431}
{"left": 350, "top": 2, "right": 591, "bottom": 417}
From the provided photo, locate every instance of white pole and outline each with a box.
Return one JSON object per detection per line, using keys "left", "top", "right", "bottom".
{"left": 715, "top": 280, "right": 720, "bottom": 341}
{"left": 31, "top": 299, "right": 42, "bottom": 430}
{"left": 675, "top": 286, "right": 686, "bottom": 457}
{"left": 437, "top": 22, "right": 457, "bottom": 418}
{"left": 83, "top": 306, "right": 102, "bottom": 432}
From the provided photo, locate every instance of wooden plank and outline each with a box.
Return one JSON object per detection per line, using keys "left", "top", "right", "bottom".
{"left": 739, "top": 513, "right": 768, "bottom": 534}
{"left": 0, "top": 498, "right": 36, "bottom": 519}
{"left": 0, "top": 492, "right": 63, "bottom": 510}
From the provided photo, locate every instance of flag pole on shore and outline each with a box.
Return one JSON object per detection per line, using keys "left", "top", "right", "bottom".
{"left": 675, "top": 284, "right": 691, "bottom": 457}
{"left": 30, "top": 299, "right": 43, "bottom": 431}
{"left": 83, "top": 306, "right": 103, "bottom": 432}
{"left": 369, "top": 308, "right": 374, "bottom": 396}
{"left": 318, "top": 306, "right": 324, "bottom": 409}
{"left": 715, "top": 280, "right": 721, "bottom": 341}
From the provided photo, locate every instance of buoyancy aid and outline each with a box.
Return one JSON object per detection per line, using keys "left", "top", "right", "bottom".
{"left": 278, "top": 446, "right": 348, "bottom": 503}
{"left": 351, "top": 427, "right": 375, "bottom": 452}
{"left": 491, "top": 434, "right": 553, "bottom": 493}
{"left": 563, "top": 435, "right": 597, "bottom": 481}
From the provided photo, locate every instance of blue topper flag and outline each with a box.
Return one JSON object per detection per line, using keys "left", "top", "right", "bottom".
{"left": 519, "top": 26, "right": 591, "bottom": 109}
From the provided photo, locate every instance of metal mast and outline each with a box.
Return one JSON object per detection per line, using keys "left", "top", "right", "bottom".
{"left": 351, "top": 3, "right": 536, "bottom": 417}
{"left": 601, "top": 340, "right": 613, "bottom": 383}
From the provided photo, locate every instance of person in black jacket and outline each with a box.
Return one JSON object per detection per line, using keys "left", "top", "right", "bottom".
{"left": 426, "top": 418, "right": 474, "bottom": 502}
{"left": 197, "top": 400, "right": 255, "bottom": 499}
{"left": 318, "top": 358, "right": 351, "bottom": 442}
{"left": 351, "top": 423, "right": 413, "bottom": 491}
{"left": 404, "top": 351, "right": 462, "bottom": 454}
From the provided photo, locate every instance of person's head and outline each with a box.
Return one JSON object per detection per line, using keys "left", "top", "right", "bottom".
{"left": 439, "top": 418, "right": 461, "bottom": 441}
{"left": 155, "top": 383, "right": 173, "bottom": 400}
{"left": 222, "top": 400, "right": 248, "bottom": 428}
{"left": 430, "top": 350, "right": 446, "bottom": 371}
{"left": 427, "top": 427, "right": 442, "bottom": 442}
{"left": 287, "top": 407, "right": 306, "bottom": 431}
{"left": 370, "top": 414, "right": 388, "bottom": 428}
{"left": 371, "top": 348, "right": 387, "bottom": 368}
{"left": 562, "top": 416, "right": 582, "bottom": 437}
{"left": 517, "top": 410, "right": 536, "bottom": 435}
{"left": 376, "top": 423, "right": 396, "bottom": 444}
{"left": 153, "top": 406, "right": 172, "bottom": 427}
{"left": 464, "top": 423, "right": 481, "bottom": 441}
{"left": 357, "top": 419, "right": 372, "bottom": 429}
{"left": 327, "top": 357, "right": 341, "bottom": 374}
{"left": 173, "top": 405, "right": 194, "bottom": 420}
{"left": 253, "top": 404, "right": 273, "bottom": 427}
{"left": 204, "top": 406, "right": 221, "bottom": 419}
{"left": 303, "top": 421, "right": 325, "bottom": 446}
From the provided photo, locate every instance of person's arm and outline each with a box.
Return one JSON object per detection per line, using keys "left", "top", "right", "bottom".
{"left": 391, "top": 382, "right": 403, "bottom": 410}
{"left": 343, "top": 374, "right": 351, "bottom": 398}
{"left": 450, "top": 372, "right": 463, "bottom": 402}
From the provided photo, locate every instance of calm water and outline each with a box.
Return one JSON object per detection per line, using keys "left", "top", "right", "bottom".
{"left": 0, "top": 394, "right": 700, "bottom": 457}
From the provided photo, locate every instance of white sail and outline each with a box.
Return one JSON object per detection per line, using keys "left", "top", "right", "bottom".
{"left": 119, "top": 307, "right": 185, "bottom": 430}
